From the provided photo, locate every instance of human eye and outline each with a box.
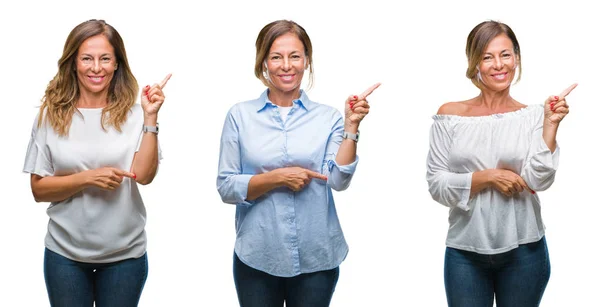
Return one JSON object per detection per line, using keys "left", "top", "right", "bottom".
{"left": 502, "top": 53, "right": 512, "bottom": 58}
{"left": 482, "top": 55, "right": 492, "bottom": 61}
{"left": 101, "top": 56, "right": 112, "bottom": 62}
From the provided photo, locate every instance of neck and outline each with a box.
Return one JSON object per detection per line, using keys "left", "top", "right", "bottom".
{"left": 267, "top": 87, "right": 301, "bottom": 107}
{"left": 477, "top": 87, "right": 514, "bottom": 110}
{"left": 77, "top": 90, "right": 109, "bottom": 108}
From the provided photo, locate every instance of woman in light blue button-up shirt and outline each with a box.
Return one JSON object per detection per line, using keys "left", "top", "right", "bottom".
{"left": 217, "top": 19, "right": 379, "bottom": 307}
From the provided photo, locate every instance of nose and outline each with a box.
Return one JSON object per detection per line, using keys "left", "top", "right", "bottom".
{"left": 91, "top": 59, "right": 101, "bottom": 73}
{"left": 282, "top": 57, "right": 291, "bottom": 71}
{"left": 492, "top": 56, "right": 503, "bottom": 70}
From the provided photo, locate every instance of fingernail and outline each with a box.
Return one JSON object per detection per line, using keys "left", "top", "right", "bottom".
{"left": 553, "top": 96, "right": 559, "bottom": 100}
{"left": 353, "top": 95, "right": 358, "bottom": 99}
{"left": 132, "top": 174, "right": 137, "bottom": 179}
{"left": 531, "top": 190, "right": 535, "bottom": 194}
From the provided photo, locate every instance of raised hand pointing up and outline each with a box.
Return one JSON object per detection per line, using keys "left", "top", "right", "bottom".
{"left": 345, "top": 82, "right": 381, "bottom": 125}
{"left": 142, "top": 73, "right": 172, "bottom": 116}
{"left": 545, "top": 83, "right": 577, "bottom": 125}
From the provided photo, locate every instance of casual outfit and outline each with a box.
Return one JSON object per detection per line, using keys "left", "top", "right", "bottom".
{"left": 218, "top": 89, "right": 357, "bottom": 306}
{"left": 24, "top": 104, "right": 159, "bottom": 306}
{"left": 426, "top": 105, "right": 557, "bottom": 307}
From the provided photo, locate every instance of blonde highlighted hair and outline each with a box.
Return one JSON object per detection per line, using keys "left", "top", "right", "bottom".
{"left": 254, "top": 20, "right": 314, "bottom": 90}
{"left": 39, "top": 19, "right": 138, "bottom": 136}
{"left": 465, "top": 20, "right": 522, "bottom": 89}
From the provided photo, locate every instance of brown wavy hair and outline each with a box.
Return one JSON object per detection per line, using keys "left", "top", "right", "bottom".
{"left": 254, "top": 20, "right": 314, "bottom": 90}
{"left": 39, "top": 19, "right": 138, "bottom": 136}
{"left": 465, "top": 20, "right": 522, "bottom": 90}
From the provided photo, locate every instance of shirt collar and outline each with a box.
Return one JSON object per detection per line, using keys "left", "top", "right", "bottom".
{"left": 254, "top": 89, "right": 315, "bottom": 112}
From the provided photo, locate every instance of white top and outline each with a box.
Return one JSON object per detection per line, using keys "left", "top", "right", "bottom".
{"left": 426, "top": 104, "right": 559, "bottom": 254}
{"left": 278, "top": 106, "right": 293, "bottom": 123}
{"left": 23, "top": 104, "right": 161, "bottom": 263}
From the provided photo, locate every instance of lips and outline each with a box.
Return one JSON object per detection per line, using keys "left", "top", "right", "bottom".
{"left": 88, "top": 75, "right": 105, "bottom": 83}
{"left": 278, "top": 74, "right": 295, "bottom": 82}
{"left": 491, "top": 72, "right": 508, "bottom": 80}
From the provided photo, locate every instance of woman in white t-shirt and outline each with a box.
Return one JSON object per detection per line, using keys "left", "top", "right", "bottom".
{"left": 426, "top": 20, "right": 576, "bottom": 307}
{"left": 23, "top": 19, "right": 170, "bottom": 307}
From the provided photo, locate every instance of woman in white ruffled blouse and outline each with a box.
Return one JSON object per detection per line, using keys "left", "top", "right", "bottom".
{"left": 426, "top": 20, "right": 576, "bottom": 307}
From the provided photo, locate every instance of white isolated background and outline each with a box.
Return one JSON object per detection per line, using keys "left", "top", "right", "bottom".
{"left": 1, "top": 0, "right": 598, "bottom": 306}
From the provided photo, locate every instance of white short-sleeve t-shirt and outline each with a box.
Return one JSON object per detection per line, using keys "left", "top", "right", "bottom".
{"left": 23, "top": 104, "right": 160, "bottom": 263}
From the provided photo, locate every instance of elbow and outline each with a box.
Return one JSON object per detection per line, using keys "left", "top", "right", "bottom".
{"left": 33, "top": 194, "right": 43, "bottom": 203}
{"left": 523, "top": 171, "right": 556, "bottom": 192}
{"left": 529, "top": 181, "right": 553, "bottom": 192}
{"left": 31, "top": 185, "right": 45, "bottom": 203}
{"left": 328, "top": 171, "right": 354, "bottom": 192}
{"left": 134, "top": 169, "right": 157, "bottom": 185}
{"left": 330, "top": 181, "right": 350, "bottom": 192}
{"left": 219, "top": 193, "right": 238, "bottom": 205}
{"left": 428, "top": 186, "right": 442, "bottom": 204}
{"left": 136, "top": 177, "right": 153, "bottom": 185}
{"left": 216, "top": 183, "right": 236, "bottom": 205}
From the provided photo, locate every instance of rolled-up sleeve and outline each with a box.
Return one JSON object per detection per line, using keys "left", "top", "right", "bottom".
{"left": 426, "top": 118, "right": 472, "bottom": 211}
{"left": 216, "top": 107, "right": 255, "bottom": 206}
{"left": 520, "top": 116, "right": 559, "bottom": 191}
{"left": 322, "top": 113, "right": 358, "bottom": 191}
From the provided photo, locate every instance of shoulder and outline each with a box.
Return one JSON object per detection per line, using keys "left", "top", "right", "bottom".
{"left": 436, "top": 101, "right": 470, "bottom": 116}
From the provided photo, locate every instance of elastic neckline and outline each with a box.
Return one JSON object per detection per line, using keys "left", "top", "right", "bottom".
{"left": 432, "top": 104, "right": 541, "bottom": 122}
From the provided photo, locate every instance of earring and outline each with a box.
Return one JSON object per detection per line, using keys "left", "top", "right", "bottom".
{"left": 114, "top": 64, "right": 118, "bottom": 71}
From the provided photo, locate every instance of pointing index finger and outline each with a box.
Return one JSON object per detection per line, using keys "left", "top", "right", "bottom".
{"left": 115, "top": 169, "right": 136, "bottom": 178}
{"left": 558, "top": 83, "right": 578, "bottom": 99}
{"left": 159, "top": 73, "right": 172, "bottom": 89}
{"left": 308, "top": 170, "right": 328, "bottom": 181}
{"left": 357, "top": 82, "right": 381, "bottom": 100}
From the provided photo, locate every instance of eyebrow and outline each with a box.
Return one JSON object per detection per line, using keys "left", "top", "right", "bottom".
{"left": 484, "top": 49, "right": 512, "bottom": 55}
{"left": 269, "top": 50, "right": 301, "bottom": 55}
{"left": 80, "top": 53, "right": 113, "bottom": 57}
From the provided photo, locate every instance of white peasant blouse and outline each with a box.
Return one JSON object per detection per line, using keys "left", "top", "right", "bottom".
{"left": 426, "top": 104, "right": 559, "bottom": 254}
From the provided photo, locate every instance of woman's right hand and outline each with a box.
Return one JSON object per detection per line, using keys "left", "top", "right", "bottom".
{"left": 84, "top": 167, "right": 136, "bottom": 190}
{"left": 273, "top": 167, "right": 328, "bottom": 192}
{"left": 487, "top": 169, "right": 534, "bottom": 197}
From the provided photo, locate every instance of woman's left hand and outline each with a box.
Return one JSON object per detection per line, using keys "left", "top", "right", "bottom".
{"left": 142, "top": 73, "right": 172, "bottom": 116}
{"left": 345, "top": 83, "right": 381, "bottom": 125}
{"left": 544, "top": 83, "right": 577, "bottom": 126}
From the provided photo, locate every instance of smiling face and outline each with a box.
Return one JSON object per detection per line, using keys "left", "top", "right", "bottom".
{"left": 75, "top": 34, "right": 117, "bottom": 97}
{"left": 264, "top": 32, "right": 306, "bottom": 96}
{"left": 477, "top": 34, "right": 518, "bottom": 92}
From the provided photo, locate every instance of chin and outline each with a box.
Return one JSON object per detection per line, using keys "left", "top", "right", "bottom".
{"left": 275, "top": 84, "right": 300, "bottom": 93}
{"left": 483, "top": 80, "right": 511, "bottom": 92}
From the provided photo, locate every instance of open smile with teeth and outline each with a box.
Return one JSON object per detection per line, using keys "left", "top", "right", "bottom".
{"left": 278, "top": 74, "right": 295, "bottom": 81}
{"left": 88, "top": 76, "right": 105, "bottom": 83}
{"left": 491, "top": 72, "right": 508, "bottom": 80}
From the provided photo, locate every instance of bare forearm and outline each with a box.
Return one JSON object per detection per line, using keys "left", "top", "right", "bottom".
{"left": 31, "top": 173, "right": 88, "bottom": 203}
{"left": 247, "top": 171, "right": 282, "bottom": 201}
{"left": 335, "top": 123, "right": 358, "bottom": 165}
{"left": 470, "top": 170, "right": 491, "bottom": 197}
{"left": 542, "top": 120, "right": 558, "bottom": 153}
{"left": 132, "top": 116, "right": 159, "bottom": 184}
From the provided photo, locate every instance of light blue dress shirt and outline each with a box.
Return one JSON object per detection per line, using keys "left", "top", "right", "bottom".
{"left": 217, "top": 89, "right": 358, "bottom": 277}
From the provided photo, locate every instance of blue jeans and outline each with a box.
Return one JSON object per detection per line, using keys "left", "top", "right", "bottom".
{"left": 444, "top": 237, "right": 550, "bottom": 307}
{"left": 44, "top": 248, "right": 148, "bottom": 307}
{"left": 233, "top": 253, "right": 339, "bottom": 307}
